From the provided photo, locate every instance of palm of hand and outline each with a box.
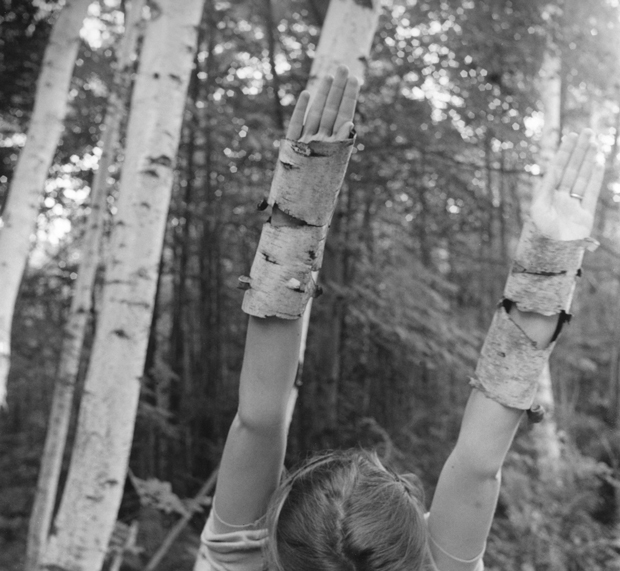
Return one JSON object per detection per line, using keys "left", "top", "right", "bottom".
{"left": 531, "top": 192, "right": 594, "bottom": 241}
{"left": 530, "top": 130, "right": 603, "bottom": 242}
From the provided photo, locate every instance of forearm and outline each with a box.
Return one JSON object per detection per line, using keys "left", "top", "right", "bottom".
{"left": 429, "top": 306, "right": 559, "bottom": 560}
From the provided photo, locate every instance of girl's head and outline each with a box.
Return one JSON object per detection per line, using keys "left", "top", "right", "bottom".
{"left": 266, "top": 449, "right": 427, "bottom": 571}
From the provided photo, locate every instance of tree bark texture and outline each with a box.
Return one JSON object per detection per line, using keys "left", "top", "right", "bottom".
{"left": 306, "top": 0, "right": 382, "bottom": 94}
{"left": 38, "top": 1, "right": 205, "bottom": 569}
{"left": 0, "top": 0, "right": 92, "bottom": 405}
{"left": 297, "top": 0, "right": 382, "bottom": 447}
{"left": 26, "top": 4, "right": 146, "bottom": 569}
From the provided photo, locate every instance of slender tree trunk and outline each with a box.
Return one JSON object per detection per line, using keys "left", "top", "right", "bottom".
{"left": 38, "top": 2, "right": 205, "bottom": 569}
{"left": 531, "top": 43, "right": 563, "bottom": 477}
{"left": 25, "top": 4, "right": 145, "bottom": 569}
{"left": 297, "top": 0, "right": 383, "bottom": 446}
{"left": 0, "top": 0, "right": 92, "bottom": 404}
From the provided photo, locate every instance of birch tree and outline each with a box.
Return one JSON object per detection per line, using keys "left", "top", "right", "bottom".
{"left": 38, "top": 1, "right": 205, "bottom": 569}
{"left": 26, "top": 3, "right": 146, "bottom": 569}
{"left": 0, "top": 0, "right": 92, "bottom": 405}
{"left": 532, "top": 44, "right": 563, "bottom": 471}
{"left": 294, "top": 0, "right": 383, "bottom": 440}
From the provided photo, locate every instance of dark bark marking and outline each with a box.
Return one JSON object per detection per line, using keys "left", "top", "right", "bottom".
{"left": 147, "top": 155, "right": 173, "bottom": 168}
{"left": 112, "top": 329, "right": 130, "bottom": 338}
{"left": 279, "top": 159, "right": 298, "bottom": 170}
{"left": 262, "top": 252, "right": 278, "bottom": 264}
{"left": 353, "top": 0, "right": 375, "bottom": 8}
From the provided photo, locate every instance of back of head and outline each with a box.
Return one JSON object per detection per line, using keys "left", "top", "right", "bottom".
{"left": 266, "top": 449, "right": 427, "bottom": 571}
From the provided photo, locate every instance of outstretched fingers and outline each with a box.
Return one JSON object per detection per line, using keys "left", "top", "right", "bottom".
{"left": 568, "top": 140, "right": 597, "bottom": 202}
{"left": 318, "top": 66, "right": 349, "bottom": 136}
{"left": 302, "top": 75, "right": 334, "bottom": 138}
{"left": 556, "top": 129, "right": 594, "bottom": 198}
{"left": 581, "top": 158, "right": 605, "bottom": 216}
{"left": 286, "top": 65, "right": 360, "bottom": 143}
{"left": 333, "top": 75, "right": 360, "bottom": 138}
{"left": 538, "top": 132, "right": 578, "bottom": 208}
{"left": 286, "top": 91, "right": 310, "bottom": 140}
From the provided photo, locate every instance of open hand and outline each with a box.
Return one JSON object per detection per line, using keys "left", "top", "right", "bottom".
{"left": 286, "top": 65, "right": 360, "bottom": 143}
{"left": 531, "top": 129, "right": 605, "bottom": 241}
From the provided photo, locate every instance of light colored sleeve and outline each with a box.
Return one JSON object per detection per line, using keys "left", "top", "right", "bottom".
{"left": 194, "top": 510, "right": 268, "bottom": 571}
{"left": 425, "top": 513, "right": 485, "bottom": 571}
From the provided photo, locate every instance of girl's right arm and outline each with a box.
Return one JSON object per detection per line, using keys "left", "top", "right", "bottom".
{"left": 210, "top": 67, "right": 359, "bottom": 532}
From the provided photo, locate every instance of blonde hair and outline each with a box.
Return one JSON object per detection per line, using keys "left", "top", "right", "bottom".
{"left": 265, "top": 449, "right": 427, "bottom": 571}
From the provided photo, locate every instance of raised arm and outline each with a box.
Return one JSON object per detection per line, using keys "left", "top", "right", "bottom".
{"left": 428, "top": 129, "right": 604, "bottom": 570}
{"left": 211, "top": 67, "right": 359, "bottom": 532}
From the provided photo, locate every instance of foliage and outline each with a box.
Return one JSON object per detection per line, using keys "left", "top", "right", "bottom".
{"left": 488, "top": 440, "right": 620, "bottom": 570}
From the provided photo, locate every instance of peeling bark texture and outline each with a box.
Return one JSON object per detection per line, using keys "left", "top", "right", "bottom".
{"left": 469, "top": 305, "right": 555, "bottom": 410}
{"left": 38, "top": 1, "right": 205, "bottom": 570}
{"left": 504, "top": 218, "right": 598, "bottom": 315}
{"left": 244, "top": 138, "right": 354, "bottom": 319}
{"left": 0, "top": 0, "right": 92, "bottom": 405}
{"left": 242, "top": 223, "right": 328, "bottom": 318}
{"left": 267, "top": 138, "right": 355, "bottom": 226}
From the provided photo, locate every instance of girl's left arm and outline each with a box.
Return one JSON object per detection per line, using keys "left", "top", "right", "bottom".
{"left": 428, "top": 129, "right": 604, "bottom": 569}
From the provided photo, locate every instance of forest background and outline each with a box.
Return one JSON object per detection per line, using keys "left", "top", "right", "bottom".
{"left": 2, "top": 0, "right": 620, "bottom": 570}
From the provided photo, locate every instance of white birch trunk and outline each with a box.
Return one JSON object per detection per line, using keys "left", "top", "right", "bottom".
{"left": 538, "top": 50, "right": 562, "bottom": 170}
{"left": 38, "top": 1, "right": 205, "bottom": 569}
{"left": 532, "top": 46, "right": 563, "bottom": 472}
{"left": 306, "top": 0, "right": 382, "bottom": 95}
{"left": 291, "top": 0, "right": 383, "bottom": 423}
{"left": 0, "top": 0, "right": 92, "bottom": 405}
{"left": 25, "top": 3, "right": 146, "bottom": 570}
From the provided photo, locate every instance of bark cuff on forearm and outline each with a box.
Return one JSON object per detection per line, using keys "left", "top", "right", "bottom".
{"left": 503, "top": 218, "right": 599, "bottom": 315}
{"left": 241, "top": 137, "right": 355, "bottom": 319}
{"left": 469, "top": 305, "right": 555, "bottom": 409}
{"left": 241, "top": 223, "right": 327, "bottom": 318}
{"left": 268, "top": 138, "right": 355, "bottom": 225}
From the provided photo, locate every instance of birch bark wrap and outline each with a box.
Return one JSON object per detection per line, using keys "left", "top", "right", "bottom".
{"left": 242, "top": 224, "right": 328, "bottom": 319}
{"left": 469, "top": 306, "right": 554, "bottom": 409}
{"left": 504, "top": 218, "right": 598, "bottom": 315}
{"left": 268, "top": 138, "right": 355, "bottom": 225}
{"left": 242, "top": 137, "right": 354, "bottom": 319}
